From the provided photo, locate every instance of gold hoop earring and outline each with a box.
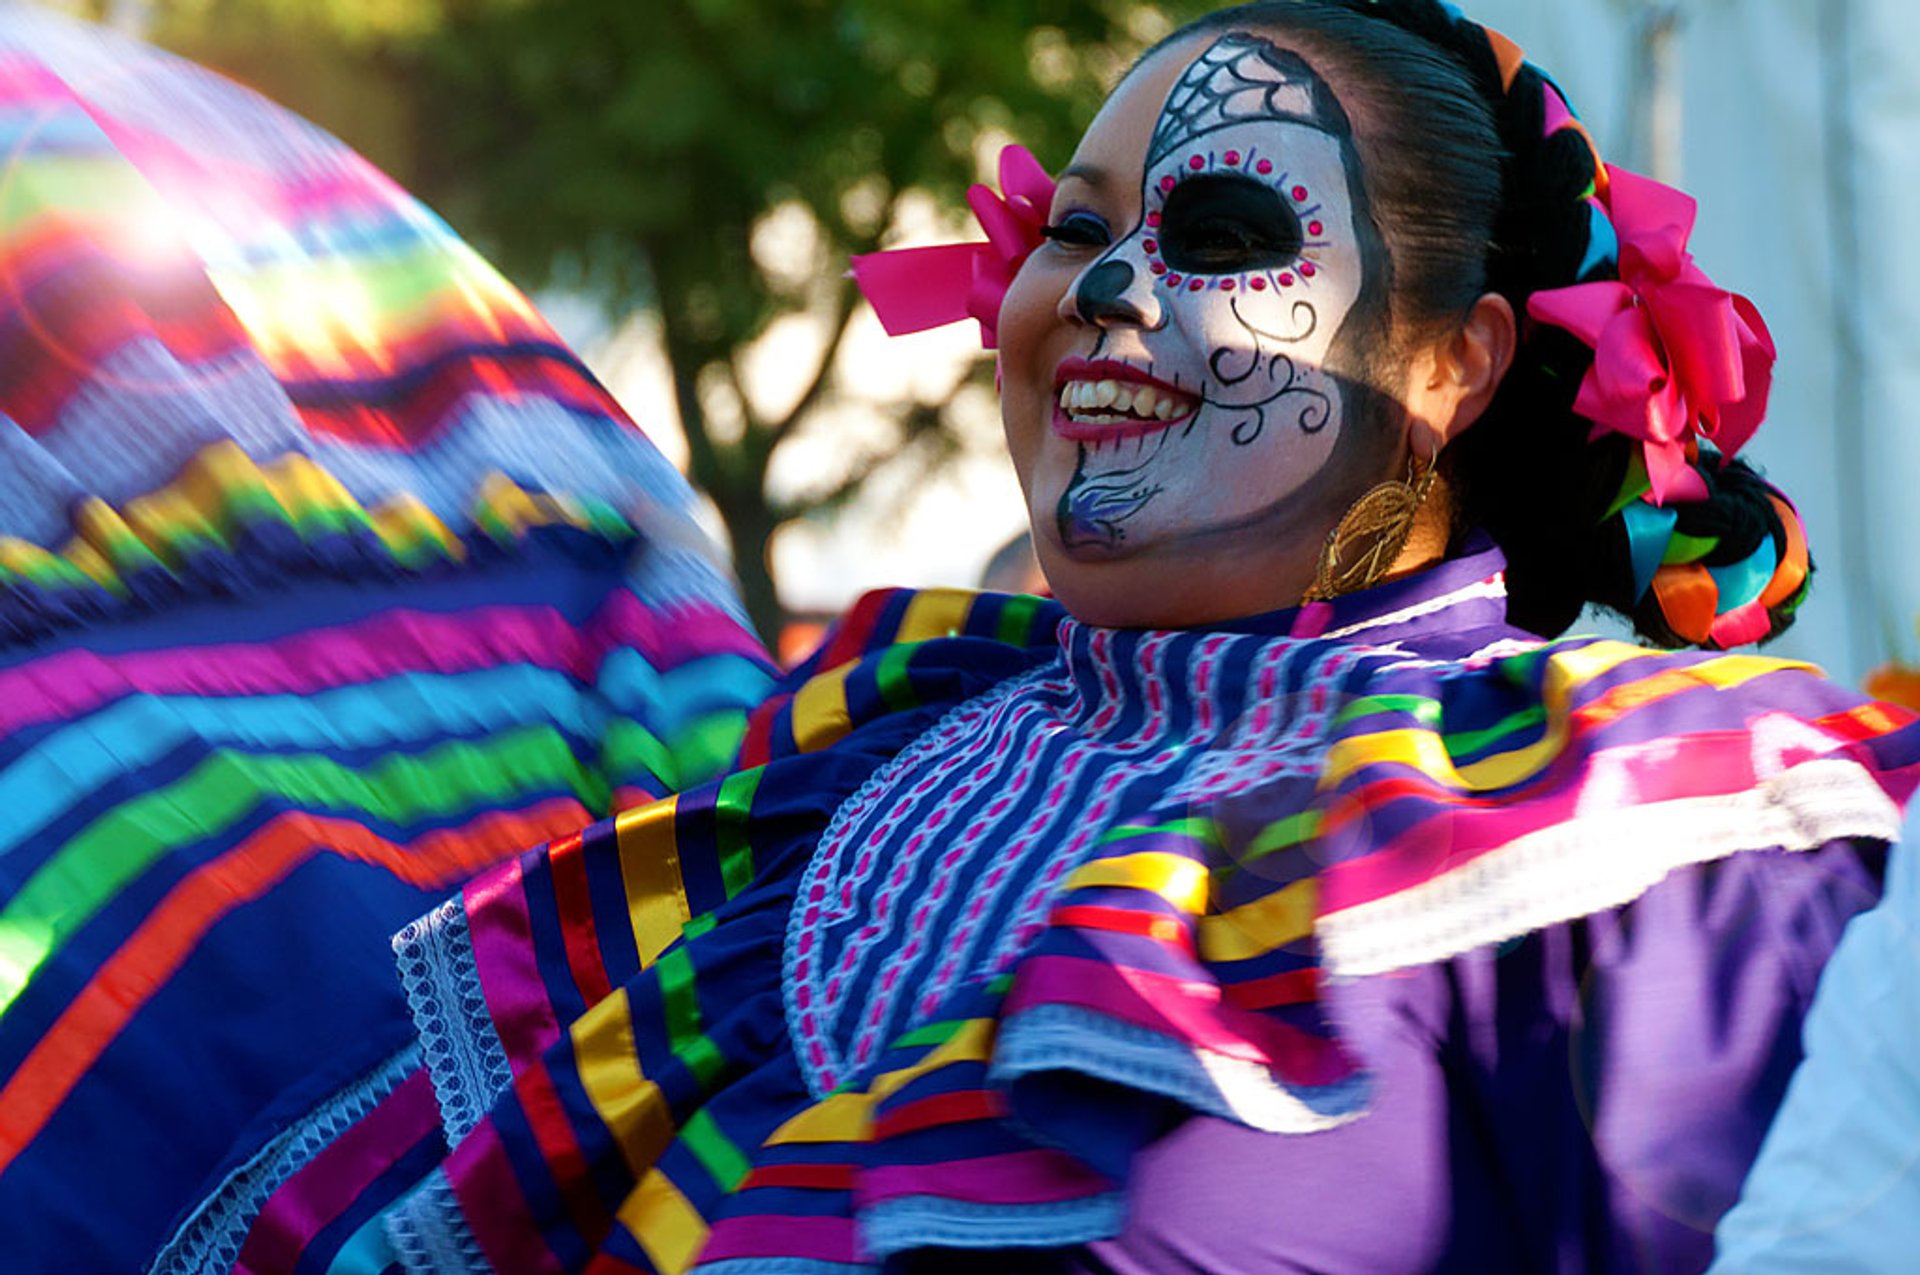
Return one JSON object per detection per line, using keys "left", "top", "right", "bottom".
{"left": 1302, "top": 452, "right": 1439, "bottom": 603}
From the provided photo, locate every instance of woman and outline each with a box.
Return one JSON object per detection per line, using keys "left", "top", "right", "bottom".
{"left": 28, "top": 2, "right": 1920, "bottom": 1273}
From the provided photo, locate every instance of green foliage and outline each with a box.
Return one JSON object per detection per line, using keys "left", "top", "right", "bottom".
{"left": 149, "top": 0, "right": 1214, "bottom": 640}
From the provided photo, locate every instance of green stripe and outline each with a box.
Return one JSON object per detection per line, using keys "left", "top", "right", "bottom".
{"left": 1604, "top": 450, "right": 1653, "bottom": 519}
{"left": 0, "top": 724, "right": 602, "bottom": 1013}
{"left": 715, "top": 767, "right": 763, "bottom": 899}
{"left": 891, "top": 1017, "right": 970, "bottom": 1051}
{"left": 600, "top": 720, "right": 680, "bottom": 792}
{"left": 1332, "top": 693, "right": 1441, "bottom": 728}
{"left": 657, "top": 947, "right": 725, "bottom": 1088}
{"left": 601, "top": 711, "right": 751, "bottom": 795}
{"left": 875, "top": 642, "right": 919, "bottom": 714}
{"left": 679, "top": 1108, "right": 752, "bottom": 1191}
{"left": 1661, "top": 532, "right": 1719, "bottom": 565}
{"left": 670, "top": 711, "right": 750, "bottom": 789}
{"left": 1497, "top": 645, "right": 1553, "bottom": 688}
{"left": 1096, "top": 816, "right": 1219, "bottom": 847}
{"left": 1443, "top": 705, "right": 1546, "bottom": 758}
{"left": 682, "top": 912, "right": 719, "bottom": 942}
{"left": 996, "top": 593, "right": 1043, "bottom": 647}
{"left": 1238, "top": 810, "right": 1322, "bottom": 866}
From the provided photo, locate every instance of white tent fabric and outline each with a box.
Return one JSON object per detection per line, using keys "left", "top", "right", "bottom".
{"left": 1468, "top": 0, "right": 1920, "bottom": 684}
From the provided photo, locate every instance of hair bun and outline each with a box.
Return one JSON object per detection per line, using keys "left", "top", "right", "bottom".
{"left": 1609, "top": 457, "right": 1812, "bottom": 649}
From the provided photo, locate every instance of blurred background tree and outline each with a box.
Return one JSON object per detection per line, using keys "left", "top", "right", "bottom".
{"left": 132, "top": 0, "right": 1206, "bottom": 642}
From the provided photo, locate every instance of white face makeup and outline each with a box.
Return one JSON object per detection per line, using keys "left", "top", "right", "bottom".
{"left": 1040, "top": 34, "right": 1375, "bottom": 558}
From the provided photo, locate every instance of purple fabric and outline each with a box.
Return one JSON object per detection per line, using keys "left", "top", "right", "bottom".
{"left": 895, "top": 841, "right": 1880, "bottom": 1274}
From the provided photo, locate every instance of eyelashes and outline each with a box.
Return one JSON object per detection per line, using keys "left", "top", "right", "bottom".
{"left": 1039, "top": 211, "right": 1112, "bottom": 249}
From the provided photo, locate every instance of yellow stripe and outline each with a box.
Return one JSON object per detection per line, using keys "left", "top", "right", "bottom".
{"left": 621, "top": 1168, "right": 708, "bottom": 1275}
{"left": 369, "top": 493, "right": 464, "bottom": 561}
{"left": 58, "top": 533, "right": 120, "bottom": 589}
{"left": 766, "top": 1019, "right": 996, "bottom": 1146}
{"left": 1683, "top": 652, "right": 1814, "bottom": 687}
{"left": 790, "top": 661, "right": 856, "bottom": 754}
{"left": 763, "top": 1090, "right": 875, "bottom": 1145}
{"left": 615, "top": 796, "right": 693, "bottom": 967}
{"left": 896, "top": 588, "right": 978, "bottom": 643}
{"left": 1065, "top": 852, "right": 1208, "bottom": 914}
{"left": 1540, "top": 639, "right": 1662, "bottom": 691}
{"left": 1323, "top": 643, "right": 1814, "bottom": 793}
{"left": 259, "top": 452, "right": 357, "bottom": 523}
{"left": 571, "top": 994, "right": 674, "bottom": 1177}
{"left": 1199, "top": 879, "right": 1317, "bottom": 962}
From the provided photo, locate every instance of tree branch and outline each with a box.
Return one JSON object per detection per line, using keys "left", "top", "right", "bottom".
{"left": 772, "top": 402, "right": 946, "bottom": 520}
{"left": 752, "top": 193, "right": 902, "bottom": 461}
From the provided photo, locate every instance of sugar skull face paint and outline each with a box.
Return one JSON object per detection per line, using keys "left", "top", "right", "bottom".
{"left": 999, "top": 31, "right": 1386, "bottom": 596}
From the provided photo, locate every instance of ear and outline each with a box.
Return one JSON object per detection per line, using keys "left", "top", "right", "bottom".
{"left": 1403, "top": 292, "right": 1516, "bottom": 459}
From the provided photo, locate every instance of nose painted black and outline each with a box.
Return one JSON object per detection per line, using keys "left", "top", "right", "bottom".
{"left": 1074, "top": 259, "right": 1143, "bottom": 325}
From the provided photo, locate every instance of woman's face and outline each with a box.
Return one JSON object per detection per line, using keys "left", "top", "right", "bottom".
{"left": 1000, "top": 30, "right": 1397, "bottom": 626}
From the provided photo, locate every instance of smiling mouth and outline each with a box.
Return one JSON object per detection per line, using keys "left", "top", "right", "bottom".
{"left": 1051, "top": 361, "right": 1201, "bottom": 443}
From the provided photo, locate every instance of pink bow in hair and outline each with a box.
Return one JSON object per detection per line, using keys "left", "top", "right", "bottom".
{"left": 849, "top": 145, "right": 1055, "bottom": 350}
{"left": 1528, "top": 165, "right": 1776, "bottom": 505}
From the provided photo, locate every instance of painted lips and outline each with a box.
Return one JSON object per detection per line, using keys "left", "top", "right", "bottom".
{"left": 1051, "top": 357, "right": 1200, "bottom": 442}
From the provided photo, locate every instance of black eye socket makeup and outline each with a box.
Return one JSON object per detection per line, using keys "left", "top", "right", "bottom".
{"left": 1157, "top": 174, "right": 1303, "bottom": 275}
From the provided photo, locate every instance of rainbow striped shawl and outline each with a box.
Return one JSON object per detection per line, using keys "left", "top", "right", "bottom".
{"left": 0, "top": 13, "right": 772, "bottom": 1270}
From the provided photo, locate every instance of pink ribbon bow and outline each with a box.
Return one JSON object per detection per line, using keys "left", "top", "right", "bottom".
{"left": 1527, "top": 165, "right": 1776, "bottom": 505}
{"left": 849, "top": 144, "right": 1056, "bottom": 350}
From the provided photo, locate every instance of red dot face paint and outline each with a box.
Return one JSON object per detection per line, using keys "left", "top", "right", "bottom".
{"left": 1256, "top": 158, "right": 1273, "bottom": 174}
{"left": 1292, "top": 185, "right": 1309, "bottom": 201}
{"left": 1224, "top": 149, "right": 1241, "bottom": 165}
{"left": 1188, "top": 154, "right": 1205, "bottom": 170}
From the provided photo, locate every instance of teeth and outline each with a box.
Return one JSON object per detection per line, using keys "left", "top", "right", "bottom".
{"left": 1056, "top": 378, "right": 1196, "bottom": 423}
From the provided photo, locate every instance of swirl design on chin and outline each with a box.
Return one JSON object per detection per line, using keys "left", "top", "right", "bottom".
{"left": 1058, "top": 432, "right": 1173, "bottom": 549}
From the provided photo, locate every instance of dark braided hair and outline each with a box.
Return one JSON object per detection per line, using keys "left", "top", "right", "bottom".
{"left": 1159, "top": 0, "right": 1809, "bottom": 648}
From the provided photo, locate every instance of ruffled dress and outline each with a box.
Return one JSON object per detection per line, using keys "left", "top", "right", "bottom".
{"left": 0, "top": 13, "right": 770, "bottom": 1271}
{"left": 160, "top": 547, "right": 1920, "bottom": 1274}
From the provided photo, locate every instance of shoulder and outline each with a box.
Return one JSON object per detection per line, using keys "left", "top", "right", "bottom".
{"left": 738, "top": 587, "right": 1067, "bottom": 767}
{"left": 1308, "top": 635, "right": 1920, "bottom": 976}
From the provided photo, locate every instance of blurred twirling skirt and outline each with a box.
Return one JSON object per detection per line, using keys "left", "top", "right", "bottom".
{"left": 0, "top": 11, "right": 774, "bottom": 1269}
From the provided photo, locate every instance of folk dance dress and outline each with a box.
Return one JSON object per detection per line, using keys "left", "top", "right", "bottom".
{"left": 156, "top": 546, "right": 1920, "bottom": 1274}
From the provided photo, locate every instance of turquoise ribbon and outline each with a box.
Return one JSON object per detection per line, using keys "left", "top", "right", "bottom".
{"left": 1620, "top": 501, "right": 1678, "bottom": 602}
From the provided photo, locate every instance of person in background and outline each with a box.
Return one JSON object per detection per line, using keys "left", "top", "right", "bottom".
{"left": 1710, "top": 797, "right": 1920, "bottom": 1271}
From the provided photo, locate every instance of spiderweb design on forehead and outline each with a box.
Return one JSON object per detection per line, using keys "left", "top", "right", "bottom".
{"left": 1147, "top": 32, "right": 1343, "bottom": 169}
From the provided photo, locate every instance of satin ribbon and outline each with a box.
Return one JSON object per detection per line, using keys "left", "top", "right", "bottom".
{"left": 1528, "top": 165, "right": 1776, "bottom": 506}
{"left": 849, "top": 145, "right": 1055, "bottom": 350}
